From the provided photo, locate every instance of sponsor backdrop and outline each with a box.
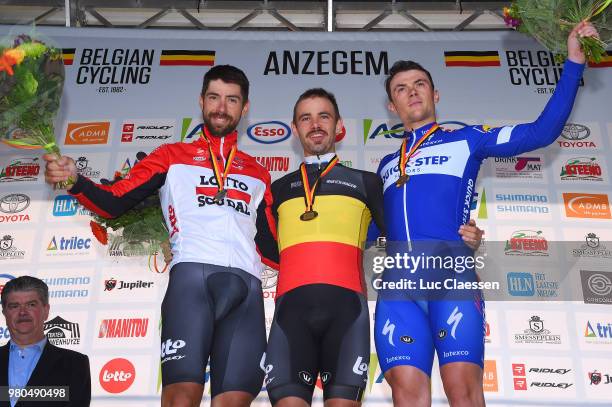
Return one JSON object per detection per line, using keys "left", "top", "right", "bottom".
{"left": 0, "top": 26, "right": 611, "bottom": 406}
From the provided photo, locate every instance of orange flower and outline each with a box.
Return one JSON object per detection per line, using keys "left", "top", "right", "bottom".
{"left": 90, "top": 220, "right": 108, "bottom": 245}
{"left": 0, "top": 48, "right": 25, "bottom": 76}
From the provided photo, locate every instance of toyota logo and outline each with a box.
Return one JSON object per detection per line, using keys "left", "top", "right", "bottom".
{"left": 0, "top": 194, "right": 30, "bottom": 213}
{"left": 261, "top": 267, "right": 278, "bottom": 289}
{"left": 561, "top": 123, "right": 590, "bottom": 140}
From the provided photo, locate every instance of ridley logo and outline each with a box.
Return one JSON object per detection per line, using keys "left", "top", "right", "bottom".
{"left": 99, "top": 358, "right": 136, "bottom": 393}
{"left": 563, "top": 193, "right": 611, "bottom": 219}
{"left": 65, "top": 122, "right": 110, "bottom": 145}
{"left": 247, "top": 121, "right": 291, "bottom": 144}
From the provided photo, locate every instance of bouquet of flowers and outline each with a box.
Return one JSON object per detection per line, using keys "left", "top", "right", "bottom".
{"left": 504, "top": 0, "right": 612, "bottom": 63}
{"left": 89, "top": 152, "right": 170, "bottom": 273}
{"left": 0, "top": 32, "right": 72, "bottom": 187}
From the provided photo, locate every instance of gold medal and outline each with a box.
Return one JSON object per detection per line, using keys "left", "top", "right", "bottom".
{"left": 395, "top": 174, "right": 409, "bottom": 187}
{"left": 397, "top": 124, "right": 439, "bottom": 186}
{"left": 213, "top": 189, "right": 227, "bottom": 203}
{"left": 300, "top": 210, "right": 319, "bottom": 221}
{"left": 299, "top": 156, "right": 339, "bottom": 222}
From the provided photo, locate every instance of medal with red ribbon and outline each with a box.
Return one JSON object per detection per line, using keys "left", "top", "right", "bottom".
{"left": 396, "top": 123, "right": 439, "bottom": 187}
{"left": 299, "top": 155, "right": 339, "bottom": 221}
{"left": 202, "top": 132, "right": 237, "bottom": 203}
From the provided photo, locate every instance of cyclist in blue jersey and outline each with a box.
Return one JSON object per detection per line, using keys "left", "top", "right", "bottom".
{"left": 374, "top": 22, "right": 600, "bottom": 407}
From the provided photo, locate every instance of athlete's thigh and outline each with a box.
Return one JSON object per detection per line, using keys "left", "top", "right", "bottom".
{"left": 320, "top": 290, "right": 370, "bottom": 402}
{"left": 265, "top": 291, "right": 319, "bottom": 405}
{"left": 161, "top": 262, "right": 212, "bottom": 386}
{"left": 209, "top": 269, "right": 267, "bottom": 398}
{"left": 429, "top": 296, "right": 485, "bottom": 369}
{"left": 374, "top": 298, "right": 435, "bottom": 376}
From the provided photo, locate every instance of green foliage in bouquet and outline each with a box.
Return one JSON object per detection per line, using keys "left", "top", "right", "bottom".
{"left": 0, "top": 33, "right": 65, "bottom": 156}
{"left": 505, "top": 0, "right": 612, "bottom": 63}
{"left": 89, "top": 153, "right": 169, "bottom": 257}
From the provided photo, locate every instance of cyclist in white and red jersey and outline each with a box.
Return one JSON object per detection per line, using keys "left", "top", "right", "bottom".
{"left": 43, "top": 65, "right": 279, "bottom": 407}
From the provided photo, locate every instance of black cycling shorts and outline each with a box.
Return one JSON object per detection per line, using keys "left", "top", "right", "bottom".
{"left": 160, "top": 262, "right": 266, "bottom": 397}
{"left": 264, "top": 284, "right": 370, "bottom": 405}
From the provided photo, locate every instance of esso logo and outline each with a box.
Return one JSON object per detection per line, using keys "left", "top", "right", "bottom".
{"left": 335, "top": 125, "right": 346, "bottom": 143}
{"left": 247, "top": 121, "right": 291, "bottom": 144}
{"left": 99, "top": 358, "right": 136, "bottom": 394}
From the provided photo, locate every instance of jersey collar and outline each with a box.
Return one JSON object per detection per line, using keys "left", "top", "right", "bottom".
{"left": 304, "top": 152, "right": 336, "bottom": 165}
{"left": 409, "top": 121, "right": 438, "bottom": 138}
{"left": 196, "top": 126, "right": 238, "bottom": 156}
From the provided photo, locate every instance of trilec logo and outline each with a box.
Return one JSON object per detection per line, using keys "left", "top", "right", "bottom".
{"left": 563, "top": 193, "right": 611, "bottom": 219}
{"left": 99, "top": 358, "right": 136, "bottom": 394}
{"left": 247, "top": 121, "right": 291, "bottom": 144}
{"left": 65, "top": 122, "right": 110, "bottom": 145}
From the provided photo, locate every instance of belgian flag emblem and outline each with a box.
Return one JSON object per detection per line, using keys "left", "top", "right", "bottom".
{"left": 588, "top": 51, "right": 612, "bottom": 68}
{"left": 62, "top": 48, "right": 75, "bottom": 66}
{"left": 444, "top": 51, "right": 501, "bottom": 67}
{"left": 159, "top": 50, "right": 215, "bottom": 66}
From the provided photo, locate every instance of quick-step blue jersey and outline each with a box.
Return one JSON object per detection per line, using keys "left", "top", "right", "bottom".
{"left": 377, "top": 60, "right": 584, "bottom": 243}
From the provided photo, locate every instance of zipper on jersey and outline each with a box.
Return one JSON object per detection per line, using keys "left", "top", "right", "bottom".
{"left": 402, "top": 129, "right": 417, "bottom": 252}
{"left": 219, "top": 136, "right": 225, "bottom": 166}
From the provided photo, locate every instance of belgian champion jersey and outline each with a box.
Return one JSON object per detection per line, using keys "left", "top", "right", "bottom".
{"left": 272, "top": 154, "right": 385, "bottom": 297}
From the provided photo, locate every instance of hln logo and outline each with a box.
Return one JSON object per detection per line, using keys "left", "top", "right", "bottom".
{"left": 507, "top": 272, "right": 534, "bottom": 296}
{"left": 53, "top": 195, "right": 78, "bottom": 216}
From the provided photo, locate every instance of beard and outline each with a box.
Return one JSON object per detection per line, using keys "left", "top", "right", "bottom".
{"left": 203, "top": 112, "right": 240, "bottom": 137}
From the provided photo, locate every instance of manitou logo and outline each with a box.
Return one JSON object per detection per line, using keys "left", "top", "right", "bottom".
{"left": 98, "top": 318, "right": 149, "bottom": 338}
{"left": 99, "top": 358, "right": 135, "bottom": 393}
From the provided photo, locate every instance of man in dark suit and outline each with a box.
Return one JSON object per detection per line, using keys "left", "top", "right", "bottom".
{"left": 0, "top": 276, "right": 90, "bottom": 407}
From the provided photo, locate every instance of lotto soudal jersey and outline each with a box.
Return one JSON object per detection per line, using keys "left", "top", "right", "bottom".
{"left": 69, "top": 127, "right": 279, "bottom": 279}
{"left": 377, "top": 60, "right": 584, "bottom": 243}
{"left": 272, "top": 154, "right": 385, "bottom": 297}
